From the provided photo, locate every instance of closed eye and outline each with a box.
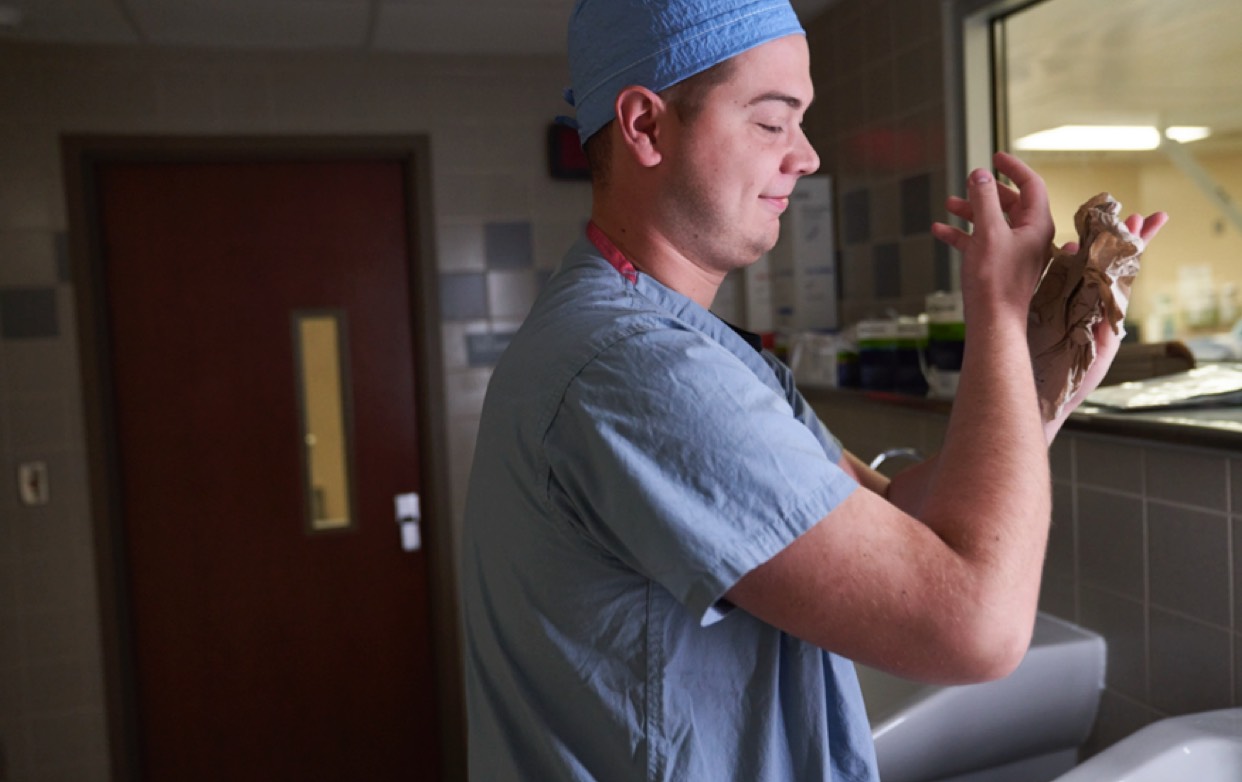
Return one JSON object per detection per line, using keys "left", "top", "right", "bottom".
{"left": 758, "top": 123, "right": 783, "bottom": 134}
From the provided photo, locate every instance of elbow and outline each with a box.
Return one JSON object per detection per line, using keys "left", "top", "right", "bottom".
{"left": 962, "top": 627, "right": 1029, "bottom": 683}
{"left": 953, "top": 615, "right": 1033, "bottom": 685}
{"left": 933, "top": 611, "right": 1034, "bottom": 684}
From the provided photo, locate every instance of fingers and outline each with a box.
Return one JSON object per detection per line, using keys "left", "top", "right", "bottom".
{"left": 992, "top": 151, "right": 1050, "bottom": 224}
{"left": 938, "top": 159, "right": 1029, "bottom": 246}
{"left": 946, "top": 182, "right": 1019, "bottom": 223}
{"left": 1123, "top": 211, "right": 1168, "bottom": 245}
{"left": 931, "top": 221, "right": 968, "bottom": 253}
{"left": 992, "top": 151, "right": 1038, "bottom": 189}
{"left": 937, "top": 160, "right": 1016, "bottom": 247}
{"left": 962, "top": 168, "right": 1005, "bottom": 230}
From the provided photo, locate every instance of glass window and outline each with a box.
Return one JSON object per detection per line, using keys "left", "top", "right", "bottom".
{"left": 293, "top": 310, "right": 356, "bottom": 532}
{"left": 997, "top": 0, "right": 1242, "bottom": 345}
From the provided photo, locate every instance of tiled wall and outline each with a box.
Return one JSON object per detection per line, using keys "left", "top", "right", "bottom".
{"left": 0, "top": 41, "right": 589, "bottom": 781}
{"left": 804, "top": 0, "right": 953, "bottom": 325}
{"left": 1044, "top": 433, "right": 1241, "bottom": 757}
{"left": 809, "top": 390, "right": 1242, "bottom": 759}
{"left": 5, "top": 2, "right": 1215, "bottom": 778}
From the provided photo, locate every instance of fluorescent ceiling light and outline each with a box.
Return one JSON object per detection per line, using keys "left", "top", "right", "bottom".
{"left": 1164, "top": 126, "right": 1211, "bottom": 143}
{"left": 1014, "top": 125, "right": 1211, "bottom": 151}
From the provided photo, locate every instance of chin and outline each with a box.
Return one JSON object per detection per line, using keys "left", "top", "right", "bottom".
{"left": 735, "top": 242, "right": 774, "bottom": 269}
{"left": 753, "top": 232, "right": 780, "bottom": 257}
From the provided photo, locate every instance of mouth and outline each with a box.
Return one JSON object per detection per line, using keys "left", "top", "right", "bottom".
{"left": 760, "top": 195, "right": 790, "bottom": 213}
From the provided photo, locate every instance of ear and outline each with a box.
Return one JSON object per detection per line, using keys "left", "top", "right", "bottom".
{"left": 614, "top": 86, "right": 669, "bottom": 168}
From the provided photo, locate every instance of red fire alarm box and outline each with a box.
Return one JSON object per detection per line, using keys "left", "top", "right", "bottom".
{"left": 547, "top": 123, "right": 591, "bottom": 180}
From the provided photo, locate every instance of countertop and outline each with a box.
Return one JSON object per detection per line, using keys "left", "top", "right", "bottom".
{"left": 802, "top": 386, "right": 1242, "bottom": 452}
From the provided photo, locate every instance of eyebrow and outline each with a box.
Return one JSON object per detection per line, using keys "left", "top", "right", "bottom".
{"left": 746, "top": 91, "right": 807, "bottom": 109}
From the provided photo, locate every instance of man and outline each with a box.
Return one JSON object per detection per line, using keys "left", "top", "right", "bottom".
{"left": 460, "top": 1, "right": 1167, "bottom": 779}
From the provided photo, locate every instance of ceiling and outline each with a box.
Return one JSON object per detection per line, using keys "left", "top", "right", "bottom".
{"left": 1, "top": 0, "right": 1237, "bottom": 155}
{"left": 0, "top": 0, "right": 836, "bottom": 55}
{"left": 1002, "top": 0, "right": 1242, "bottom": 156}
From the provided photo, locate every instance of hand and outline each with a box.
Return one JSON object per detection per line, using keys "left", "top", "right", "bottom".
{"left": 931, "top": 152, "right": 1056, "bottom": 322}
{"left": 1125, "top": 210, "right": 1170, "bottom": 252}
{"left": 1070, "top": 210, "right": 1169, "bottom": 400}
{"left": 1045, "top": 210, "right": 1170, "bottom": 438}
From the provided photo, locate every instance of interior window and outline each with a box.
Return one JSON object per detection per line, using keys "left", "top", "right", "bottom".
{"left": 996, "top": 0, "right": 1242, "bottom": 351}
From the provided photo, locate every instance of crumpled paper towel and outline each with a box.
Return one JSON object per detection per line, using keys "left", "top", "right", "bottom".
{"left": 1027, "top": 193, "right": 1145, "bottom": 422}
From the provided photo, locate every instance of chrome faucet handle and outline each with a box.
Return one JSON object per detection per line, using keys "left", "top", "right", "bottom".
{"left": 869, "top": 447, "right": 925, "bottom": 470}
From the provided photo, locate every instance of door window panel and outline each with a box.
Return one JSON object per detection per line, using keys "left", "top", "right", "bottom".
{"left": 293, "top": 310, "right": 356, "bottom": 532}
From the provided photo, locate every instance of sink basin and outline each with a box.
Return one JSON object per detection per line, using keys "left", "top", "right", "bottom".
{"left": 1052, "top": 708, "right": 1242, "bottom": 781}
{"left": 858, "top": 612, "right": 1106, "bottom": 782}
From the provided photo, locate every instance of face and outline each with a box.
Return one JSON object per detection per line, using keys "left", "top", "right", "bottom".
{"left": 656, "top": 35, "right": 820, "bottom": 273}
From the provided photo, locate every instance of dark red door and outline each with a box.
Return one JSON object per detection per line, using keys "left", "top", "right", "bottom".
{"left": 98, "top": 159, "right": 441, "bottom": 780}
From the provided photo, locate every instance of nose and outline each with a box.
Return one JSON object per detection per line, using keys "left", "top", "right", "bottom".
{"left": 786, "top": 125, "right": 820, "bottom": 176}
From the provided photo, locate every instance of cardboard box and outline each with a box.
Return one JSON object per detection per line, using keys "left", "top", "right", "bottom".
{"left": 768, "top": 175, "right": 838, "bottom": 332}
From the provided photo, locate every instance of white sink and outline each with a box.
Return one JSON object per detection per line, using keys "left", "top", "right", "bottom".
{"left": 1053, "top": 708, "right": 1242, "bottom": 781}
{"left": 858, "top": 613, "right": 1106, "bottom": 782}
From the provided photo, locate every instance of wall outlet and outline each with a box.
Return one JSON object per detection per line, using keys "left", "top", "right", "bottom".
{"left": 18, "top": 461, "right": 49, "bottom": 506}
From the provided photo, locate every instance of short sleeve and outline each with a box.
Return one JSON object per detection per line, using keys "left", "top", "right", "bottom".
{"left": 544, "top": 326, "right": 858, "bottom": 624}
{"left": 763, "top": 349, "right": 846, "bottom": 463}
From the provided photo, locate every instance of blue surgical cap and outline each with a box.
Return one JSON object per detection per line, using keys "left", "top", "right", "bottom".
{"left": 565, "top": 0, "right": 805, "bottom": 145}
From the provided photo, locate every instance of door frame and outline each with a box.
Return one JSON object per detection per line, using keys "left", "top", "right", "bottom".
{"left": 62, "top": 135, "right": 464, "bottom": 781}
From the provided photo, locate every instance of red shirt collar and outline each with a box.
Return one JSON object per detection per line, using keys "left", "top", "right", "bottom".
{"left": 586, "top": 222, "right": 638, "bottom": 285}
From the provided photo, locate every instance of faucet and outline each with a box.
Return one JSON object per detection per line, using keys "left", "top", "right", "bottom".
{"left": 869, "top": 447, "right": 925, "bottom": 471}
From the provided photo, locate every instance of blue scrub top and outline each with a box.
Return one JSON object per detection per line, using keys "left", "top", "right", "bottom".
{"left": 461, "top": 233, "right": 878, "bottom": 781}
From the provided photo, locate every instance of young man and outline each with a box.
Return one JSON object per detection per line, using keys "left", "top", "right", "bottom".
{"left": 460, "top": 1, "right": 1167, "bottom": 779}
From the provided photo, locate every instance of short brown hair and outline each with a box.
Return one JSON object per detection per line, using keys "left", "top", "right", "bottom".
{"left": 584, "top": 58, "right": 738, "bottom": 186}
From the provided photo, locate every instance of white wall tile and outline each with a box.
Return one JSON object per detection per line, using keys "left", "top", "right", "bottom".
{"left": 215, "top": 63, "right": 276, "bottom": 127}
{"left": 0, "top": 340, "right": 78, "bottom": 399}
{"left": 154, "top": 66, "right": 221, "bottom": 130}
{"left": 0, "top": 232, "right": 58, "bottom": 286}
{"left": 486, "top": 269, "right": 538, "bottom": 320}
{"left": 531, "top": 177, "right": 593, "bottom": 221}
{"left": 268, "top": 59, "right": 374, "bottom": 124}
{"left": 3, "top": 395, "right": 68, "bottom": 452}
{"left": 533, "top": 219, "right": 588, "bottom": 270}
{"left": 436, "top": 219, "right": 486, "bottom": 273}
{"left": 446, "top": 412, "right": 481, "bottom": 555}
{"left": 433, "top": 170, "right": 533, "bottom": 219}
{"left": 0, "top": 129, "right": 62, "bottom": 231}
{"left": 19, "top": 659, "right": 86, "bottom": 714}
{"left": 439, "top": 319, "right": 491, "bottom": 371}
{"left": 444, "top": 368, "right": 492, "bottom": 420}
{"left": 50, "top": 61, "right": 160, "bottom": 124}
{"left": 436, "top": 122, "right": 541, "bottom": 174}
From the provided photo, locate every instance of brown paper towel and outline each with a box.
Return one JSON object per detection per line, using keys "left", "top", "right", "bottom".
{"left": 1027, "top": 193, "right": 1145, "bottom": 421}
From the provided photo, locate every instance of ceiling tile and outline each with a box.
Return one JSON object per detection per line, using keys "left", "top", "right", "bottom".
{"left": 4, "top": 0, "right": 138, "bottom": 44}
{"left": 374, "top": 3, "right": 565, "bottom": 55}
{"left": 127, "top": 0, "right": 371, "bottom": 48}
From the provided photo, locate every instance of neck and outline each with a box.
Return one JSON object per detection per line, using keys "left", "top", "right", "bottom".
{"left": 589, "top": 206, "right": 726, "bottom": 310}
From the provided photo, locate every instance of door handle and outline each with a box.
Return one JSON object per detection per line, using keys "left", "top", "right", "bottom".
{"left": 395, "top": 492, "right": 421, "bottom": 552}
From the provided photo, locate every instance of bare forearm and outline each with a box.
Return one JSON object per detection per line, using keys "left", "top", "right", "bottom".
{"left": 917, "top": 315, "right": 1051, "bottom": 611}
{"left": 881, "top": 319, "right": 1049, "bottom": 511}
